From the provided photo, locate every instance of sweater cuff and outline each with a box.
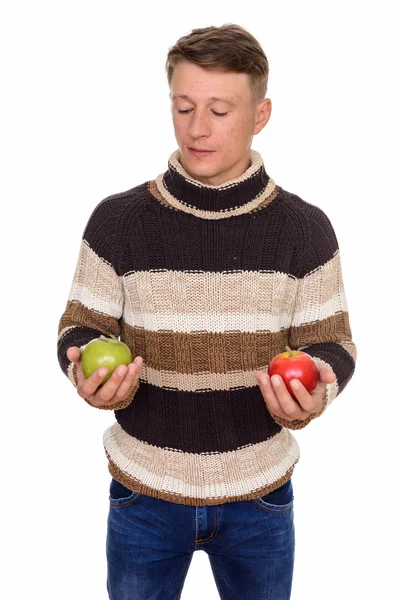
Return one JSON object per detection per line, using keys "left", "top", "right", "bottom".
{"left": 270, "top": 357, "right": 338, "bottom": 430}
{"left": 83, "top": 380, "right": 140, "bottom": 411}
{"left": 66, "top": 352, "right": 140, "bottom": 411}
{"left": 271, "top": 387, "right": 329, "bottom": 430}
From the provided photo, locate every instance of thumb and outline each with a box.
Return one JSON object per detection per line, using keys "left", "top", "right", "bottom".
{"left": 67, "top": 346, "right": 81, "bottom": 364}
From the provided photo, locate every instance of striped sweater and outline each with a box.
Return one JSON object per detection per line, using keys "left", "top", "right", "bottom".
{"left": 57, "top": 149, "right": 357, "bottom": 506}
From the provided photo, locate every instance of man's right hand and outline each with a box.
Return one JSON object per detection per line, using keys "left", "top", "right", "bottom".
{"left": 66, "top": 346, "right": 143, "bottom": 407}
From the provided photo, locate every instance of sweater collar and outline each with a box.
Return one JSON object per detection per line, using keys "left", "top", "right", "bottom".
{"left": 151, "top": 149, "right": 279, "bottom": 220}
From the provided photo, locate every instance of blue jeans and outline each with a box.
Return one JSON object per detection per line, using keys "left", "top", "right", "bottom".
{"left": 106, "top": 478, "right": 295, "bottom": 599}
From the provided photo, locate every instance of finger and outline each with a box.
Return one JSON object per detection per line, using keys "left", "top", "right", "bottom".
{"left": 256, "top": 372, "right": 293, "bottom": 420}
{"left": 92, "top": 364, "right": 130, "bottom": 405}
{"left": 111, "top": 357, "right": 143, "bottom": 402}
{"left": 289, "top": 378, "right": 320, "bottom": 413}
{"left": 318, "top": 367, "right": 336, "bottom": 384}
{"left": 270, "top": 375, "right": 310, "bottom": 420}
{"left": 75, "top": 359, "right": 85, "bottom": 385}
{"left": 78, "top": 366, "right": 109, "bottom": 399}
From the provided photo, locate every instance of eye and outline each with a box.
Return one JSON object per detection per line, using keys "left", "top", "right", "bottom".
{"left": 176, "top": 109, "right": 228, "bottom": 117}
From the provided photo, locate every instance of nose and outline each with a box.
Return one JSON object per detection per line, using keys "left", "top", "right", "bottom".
{"left": 187, "top": 108, "right": 212, "bottom": 139}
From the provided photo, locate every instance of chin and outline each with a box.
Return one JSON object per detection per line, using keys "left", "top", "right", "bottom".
{"left": 182, "top": 156, "right": 218, "bottom": 174}
{"left": 187, "top": 163, "right": 219, "bottom": 178}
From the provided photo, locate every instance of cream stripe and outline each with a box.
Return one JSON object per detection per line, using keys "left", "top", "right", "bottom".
{"left": 291, "top": 252, "right": 348, "bottom": 327}
{"left": 72, "top": 284, "right": 123, "bottom": 318}
{"left": 141, "top": 364, "right": 262, "bottom": 391}
{"left": 103, "top": 424, "right": 299, "bottom": 498}
{"left": 57, "top": 325, "right": 75, "bottom": 343}
{"left": 121, "top": 311, "right": 293, "bottom": 333}
{"left": 122, "top": 269, "right": 297, "bottom": 315}
{"left": 340, "top": 340, "right": 357, "bottom": 362}
{"left": 59, "top": 325, "right": 79, "bottom": 386}
{"left": 121, "top": 262, "right": 344, "bottom": 332}
{"left": 292, "top": 292, "right": 346, "bottom": 327}
{"left": 67, "top": 361, "right": 76, "bottom": 386}
{"left": 69, "top": 241, "right": 124, "bottom": 317}
{"left": 155, "top": 172, "right": 277, "bottom": 219}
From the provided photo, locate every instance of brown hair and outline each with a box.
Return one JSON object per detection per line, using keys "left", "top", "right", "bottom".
{"left": 165, "top": 24, "right": 269, "bottom": 104}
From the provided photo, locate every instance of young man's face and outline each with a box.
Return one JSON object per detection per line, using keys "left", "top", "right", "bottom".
{"left": 169, "top": 60, "right": 272, "bottom": 186}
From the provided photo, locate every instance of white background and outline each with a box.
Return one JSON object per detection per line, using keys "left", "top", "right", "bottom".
{"left": 1, "top": 1, "right": 399, "bottom": 598}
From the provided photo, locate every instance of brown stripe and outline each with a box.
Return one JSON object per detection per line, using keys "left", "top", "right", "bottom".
{"left": 148, "top": 179, "right": 179, "bottom": 210}
{"left": 249, "top": 185, "right": 280, "bottom": 213}
{"left": 289, "top": 311, "right": 353, "bottom": 349}
{"left": 59, "top": 304, "right": 354, "bottom": 393}
{"left": 120, "top": 313, "right": 350, "bottom": 377}
{"left": 58, "top": 300, "right": 120, "bottom": 338}
{"left": 120, "top": 322, "right": 288, "bottom": 375}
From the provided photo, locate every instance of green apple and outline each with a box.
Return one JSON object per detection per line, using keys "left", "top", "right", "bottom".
{"left": 81, "top": 336, "right": 132, "bottom": 385}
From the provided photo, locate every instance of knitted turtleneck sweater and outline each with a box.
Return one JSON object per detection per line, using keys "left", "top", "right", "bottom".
{"left": 58, "top": 149, "right": 357, "bottom": 506}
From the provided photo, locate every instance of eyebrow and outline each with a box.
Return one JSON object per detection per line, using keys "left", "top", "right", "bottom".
{"left": 171, "top": 94, "right": 236, "bottom": 105}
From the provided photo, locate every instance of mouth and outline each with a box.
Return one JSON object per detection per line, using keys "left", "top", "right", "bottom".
{"left": 188, "top": 148, "right": 215, "bottom": 157}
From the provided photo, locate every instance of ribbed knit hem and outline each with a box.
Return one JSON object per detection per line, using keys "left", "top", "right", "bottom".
{"left": 103, "top": 424, "right": 299, "bottom": 506}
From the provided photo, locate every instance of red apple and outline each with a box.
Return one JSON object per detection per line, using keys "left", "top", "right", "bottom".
{"left": 268, "top": 346, "right": 319, "bottom": 400}
{"left": 81, "top": 336, "right": 132, "bottom": 385}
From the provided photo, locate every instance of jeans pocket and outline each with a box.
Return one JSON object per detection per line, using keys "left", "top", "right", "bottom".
{"left": 253, "top": 479, "right": 294, "bottom": 513}
{"left": 109, "top": 478, "right": 142, "bottom": 507}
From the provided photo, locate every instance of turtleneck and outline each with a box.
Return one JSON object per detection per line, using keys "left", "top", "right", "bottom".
{"left": 152, "top": 149, "right": 280, "bottom": 219}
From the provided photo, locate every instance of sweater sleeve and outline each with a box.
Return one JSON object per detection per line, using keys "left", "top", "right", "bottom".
{"left": 271, "top": 203, "right": 357, "bottom": 430}
{"left": 57, "top": 198, "right": 139, "bottom": 411}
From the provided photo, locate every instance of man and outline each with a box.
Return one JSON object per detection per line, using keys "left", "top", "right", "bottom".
{"left": 58, "top": 23, "right": 356, "bottom": 600}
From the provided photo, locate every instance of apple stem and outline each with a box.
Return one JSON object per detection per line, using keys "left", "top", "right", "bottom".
{"left": 285, "top": 345, "right": 293, "bottom": 357}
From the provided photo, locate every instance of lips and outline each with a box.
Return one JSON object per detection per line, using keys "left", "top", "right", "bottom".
{"left": 188, "top": 148, "right": 215, "bottom": 156}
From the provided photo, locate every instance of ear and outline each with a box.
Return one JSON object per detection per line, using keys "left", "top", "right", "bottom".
{"left": 253, "top": 98, "right": 272, "bottom": 135}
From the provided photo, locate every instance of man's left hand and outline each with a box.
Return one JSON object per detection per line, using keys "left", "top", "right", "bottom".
{"left": 255, "top": 365, "right": 337, "bottom": 422}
